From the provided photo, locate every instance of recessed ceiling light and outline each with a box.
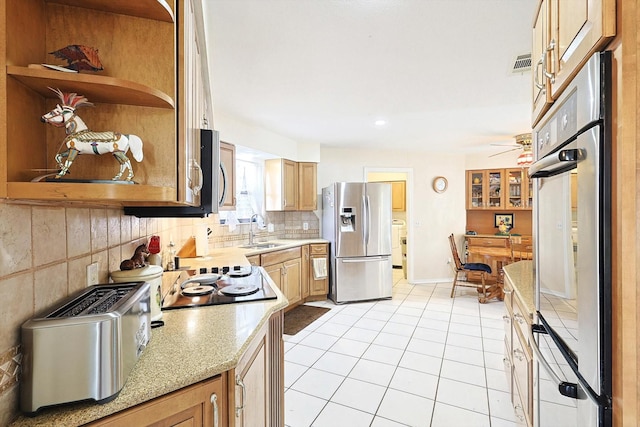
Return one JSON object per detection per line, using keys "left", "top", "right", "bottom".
{"left": 374, "top": 119, "right": 387, "bottom": 127}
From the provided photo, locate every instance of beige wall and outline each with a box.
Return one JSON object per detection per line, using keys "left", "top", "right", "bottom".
{"left": 0, "top": 202, "right": 317, "bottom": 425}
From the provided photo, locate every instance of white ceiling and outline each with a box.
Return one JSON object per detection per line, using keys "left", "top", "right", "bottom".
{"left": 202, "top": 0, "right": 534, "bottom": 155}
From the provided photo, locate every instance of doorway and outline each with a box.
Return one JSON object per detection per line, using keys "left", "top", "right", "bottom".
{"left": 364, "top": 167, "right": 413, "bottom": 282}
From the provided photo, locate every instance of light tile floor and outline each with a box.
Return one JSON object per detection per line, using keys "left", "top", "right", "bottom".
{"left": 283, "top": 270, "right": 516, "bottom": 427}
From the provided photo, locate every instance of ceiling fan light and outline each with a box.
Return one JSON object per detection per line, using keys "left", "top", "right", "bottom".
{"left": 517, "top": 150, "right": 533, "bottom": 167}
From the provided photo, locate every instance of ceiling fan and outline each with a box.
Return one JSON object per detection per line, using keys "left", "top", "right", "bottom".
{"left": 489, "top": 133, "right": 532, "bottom": 158}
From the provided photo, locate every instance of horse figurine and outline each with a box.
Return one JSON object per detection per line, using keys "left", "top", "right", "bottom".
{"left": 41, "top": 87, "right": 144, "bottom": 181}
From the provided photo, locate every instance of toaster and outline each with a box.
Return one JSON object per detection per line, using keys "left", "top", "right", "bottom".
{"left": 20, "top": 282, "right": 150, "bottom": 414}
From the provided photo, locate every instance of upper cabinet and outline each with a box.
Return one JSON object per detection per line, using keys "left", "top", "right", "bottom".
{"left": 1, "top": 0, "right": 211, "bottom": 205}
{"left": 265, "top": 159, "right": 318, "bottom": 212}
{"left": 505, "top": 168, "right": 533, "bottom": 210}
{"left": 219, "top": 141, "right": 236, "bottom": 210}
{"left": 532, "top": 0, "right": 616, "bottom": 126}
{"left": 466, "top": 169, "right": 505, "bottom": 210}
{"left": 297, "top": 162, "right": 317, "bottom": 211}
{"left": 466, "top": 168, "right": 532, "bottom": 211}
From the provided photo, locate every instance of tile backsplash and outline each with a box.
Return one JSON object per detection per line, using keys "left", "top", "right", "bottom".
{"left": 0, "top": 201, "right": 319, "bottom": 426}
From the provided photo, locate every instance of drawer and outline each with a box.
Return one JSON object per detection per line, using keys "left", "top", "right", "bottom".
{"left": 503, "top": 339, "right": 513, "bottom": 398}
{"left": 467, "top": 237, "right": 509, "bottom": 248}
{"left": 310, "top": 243, "right": 328, "bottom": 255}
{"left": 503, "top": 305, "right": 512, "bottom": 356}
{"left": 512, "top": 325, "right": 532, "bottom": 424}
{"left": 512, "top": 294, "right": 532, "bottom": 348}
{"left": 261, "top": 247, "right": 302, "bottom": 266}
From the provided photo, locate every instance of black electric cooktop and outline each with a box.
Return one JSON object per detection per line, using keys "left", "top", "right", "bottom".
{"left": 161, "top": 266, "right": 278, "bottom": 310}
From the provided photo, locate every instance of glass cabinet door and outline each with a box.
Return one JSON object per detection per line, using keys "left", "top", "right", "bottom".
{"left": 505, "top": 168, "right": 533, "bottom": 209}
{"left": 487, "top": 170, "right": 503, "bottom": 208}
{"left": 468, "top": 170, "right": 485, "bottom": 209}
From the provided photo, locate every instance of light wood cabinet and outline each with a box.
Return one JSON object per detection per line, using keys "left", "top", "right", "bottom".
{"left": 87, "top": 375, "right": 227, "bottom": 427}
{"left": 308, "top": 243, "right": 329, "bottom": 297}
{"left": 178, "top": 0, "right": 211, "bottom": 206}
{"left": 265, "top": 158, "right": 297, "bottom": 211}
{"left": 301, "top": 245, "right": 310, "bottom": 299}
{"left": 230, "top": 321, "right": 269, "bottom": 427}
{"left": 261, "top": 247, "right": 303, "bottom": 307}
{"left": 265, "top": 159, "right": 317, "bottom": 211}
{"left": 297, "top": 162, "right": 317, "bottom": 211}
{"left": 503, "top": 276, "right": 533, "bottom": 427}
{"left": 467, "top": 168, "right": 532, "bottom": 211}
{"left": 220, "top": 141, "right": 236, "bottom": 209}
{"left": 531, "top": 0, "right": 615, "bottom": 127}
{"left": 379, "top": 181, "right": 406, "bottom": 211}
{"left": 466, "top": 169, "right": 505, "bottom": 210}
{"left": 0, "top": 0, "right": 199, "bottom": 204}
{"left": 505, "top": 168, "right": 533, "bottom": 210}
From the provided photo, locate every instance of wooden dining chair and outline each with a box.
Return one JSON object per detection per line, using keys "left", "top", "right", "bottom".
{"left": 448, "top": 233, "right": 492, "bottom": 301}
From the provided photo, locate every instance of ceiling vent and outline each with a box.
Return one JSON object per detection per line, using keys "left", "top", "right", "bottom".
{"left": 511, "top": 53, "right": 532, "bottom": 73}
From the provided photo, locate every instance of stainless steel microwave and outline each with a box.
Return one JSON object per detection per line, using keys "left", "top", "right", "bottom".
{"left": 124, "top": 129, "right": 225, "bottom": 218}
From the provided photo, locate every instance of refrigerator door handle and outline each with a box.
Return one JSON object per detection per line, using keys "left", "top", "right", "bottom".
{"left": 363, "top": 195, "right": 370, "bottom": 246}
{"left": 342, "top": 256, "right": 388, "bottom": 263}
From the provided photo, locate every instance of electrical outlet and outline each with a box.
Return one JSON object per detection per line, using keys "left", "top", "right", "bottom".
{"left": 87, "top": 262, "right": 99, "bottom": 287}
{"left": 303, "top": 222, "right": 309, "bottom": 231}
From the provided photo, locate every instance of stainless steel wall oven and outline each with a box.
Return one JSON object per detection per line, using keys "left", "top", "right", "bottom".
{"left": 529, "top": 52, "right": 612, "bottom": 427}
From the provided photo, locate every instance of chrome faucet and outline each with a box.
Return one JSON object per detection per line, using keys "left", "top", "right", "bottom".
{"left": 248, "top": 213, "right": 264, "bottom": 245}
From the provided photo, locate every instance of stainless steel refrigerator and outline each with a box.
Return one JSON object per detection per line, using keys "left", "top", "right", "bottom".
{"left": 322, "top": 182, "right": 393, "bottom": 303}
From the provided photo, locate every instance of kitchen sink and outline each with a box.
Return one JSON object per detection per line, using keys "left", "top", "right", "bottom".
{"left": 240, "top": 242, "right": 283, "bottom": 250}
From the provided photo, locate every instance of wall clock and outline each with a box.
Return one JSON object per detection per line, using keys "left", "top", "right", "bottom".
{"left": 433, "top": 176, "right": 448, "bottom": 193}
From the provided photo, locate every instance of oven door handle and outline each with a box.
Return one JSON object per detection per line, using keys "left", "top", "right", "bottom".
{"left": 533, "top": 313, "right": 612, "bottom": 409}
{"left": 530, "top": 325, "right": 579, "bottom": 399}
{"left": 529, "top": 148, "right": 584, "bottom": 178}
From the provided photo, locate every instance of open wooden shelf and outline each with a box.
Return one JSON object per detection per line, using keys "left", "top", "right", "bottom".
{"left": 7, "top": 181, "right": 178, "bottom": 204}
{"left": 46, "top": 0, "right": 174, "bottom": 23}
{"left": 7, "top": 66, "right": 174, "bottom": 109}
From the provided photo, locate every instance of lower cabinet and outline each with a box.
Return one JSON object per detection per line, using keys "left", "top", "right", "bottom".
{"left": 261, "top": 247, "right": 303, "bottom": 308}
{"left": 308, "top": 244, "right": 329, "bottom": 297}
{"left": 230, "top": 321, "right": 268, "bottom": 427}
{"left": 88, "top": 310, "right": 285, "bottom": 427}
{"left": 87, "top": 375, "right": 227, "bottom": 427}
{"left": 503, "top": 276, "right": 533, "bottom": 427}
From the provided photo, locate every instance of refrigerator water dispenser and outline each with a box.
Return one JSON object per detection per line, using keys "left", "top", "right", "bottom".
{"left": 340, "top": 208, "right": 355, "bottom": 232}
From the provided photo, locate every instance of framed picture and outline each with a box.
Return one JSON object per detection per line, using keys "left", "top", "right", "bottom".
{"left": 494, "top": 213, "right": 514, "bottom": 229}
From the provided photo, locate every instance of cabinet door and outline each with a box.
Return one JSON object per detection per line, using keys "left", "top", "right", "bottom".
{"left": 220, "top": 142, "right": 236, "bottom": 209}
{"left": 467, "top": 170, "right": 504, "bottom": 210}
{"left": 283, "top": 258, "right": 302, "bottom": 306}
{"left": 505, "top": 169, "right": 532, "bottom": 210}
{"left": 297, "top": 162, "right": 317, "bottom": 211}
{"left": 264, "top": 263, "right": 283, "bottom": 291}
{"left": 548, "top": 0, "right": 615, "bottom": 100}
{"left": 88, "top": 376, "right": 226, "bottom": 427}
{"left": 282, "top": 159, "right": 298, "bottom": 210}
{"left": 309, "top": 254, "right": 329, "bottom": 296}
{"left": 390, "top": 181, "right": 406, "bottom": 211}
{"left": 301, "top": 245, "right": 310, "bottom": 299}
{"left": 233, "top": 326, "right": 268, "bottom": 427}
{"left": 532, "top": 0, "right": 552, "bottom": 126}
{"left": 178, "top": 0, "right": 204, "bottom": 206}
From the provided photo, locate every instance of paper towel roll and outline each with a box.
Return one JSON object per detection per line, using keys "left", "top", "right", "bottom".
{"left": 195, "top": 224, "right": 208, "bottom": 256}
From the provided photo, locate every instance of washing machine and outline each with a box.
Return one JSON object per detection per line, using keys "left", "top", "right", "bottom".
{"left": 392, "top": 219, "right": 406, "bottom": 267}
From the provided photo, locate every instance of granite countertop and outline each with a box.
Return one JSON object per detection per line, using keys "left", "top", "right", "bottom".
{"left": 503, "top": 260, "right": 535, "bottom": 315}
{"left": 11, "top": 273, "right": 288, "bottom": 427}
